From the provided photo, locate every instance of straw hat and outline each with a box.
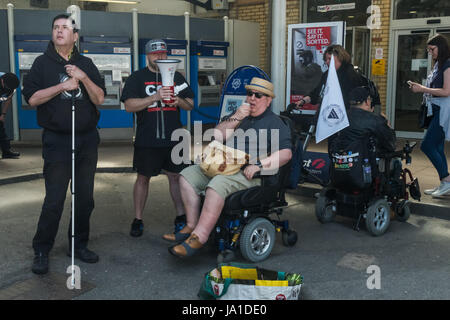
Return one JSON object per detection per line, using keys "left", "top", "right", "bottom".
{"left": 245, "top": 77, "right": 275, "bottom": 98}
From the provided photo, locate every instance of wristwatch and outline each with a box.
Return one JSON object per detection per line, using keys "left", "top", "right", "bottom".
{"left": 255, "top": 160, "right": 263, "bottom": 169}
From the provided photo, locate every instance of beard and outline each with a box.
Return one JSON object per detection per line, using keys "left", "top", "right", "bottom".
{"left": 148, "top": 60, "right": 159, "bottom": 72}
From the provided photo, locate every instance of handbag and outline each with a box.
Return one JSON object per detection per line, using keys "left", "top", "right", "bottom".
{"left": 418, "top": 103, "right": 432, "bottom": 129}
{"left": 198, "top": 263, "right": 303, "bottom": 300}
{"left": 199, "top": 140, "right": 249, "bottom": 178}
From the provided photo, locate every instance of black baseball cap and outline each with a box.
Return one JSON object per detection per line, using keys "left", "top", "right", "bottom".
{"left": 349, "top": 86, "right": 370, "bottom": 105}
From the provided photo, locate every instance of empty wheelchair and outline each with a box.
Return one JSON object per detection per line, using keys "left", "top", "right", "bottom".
{"left": 315, "top": 140, "right": 421, "bottom": 236}
{"left": 213, "top": 116, "right": 299, "bottom": 263}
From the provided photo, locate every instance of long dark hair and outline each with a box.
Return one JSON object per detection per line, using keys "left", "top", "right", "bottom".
{"left": 427, "top": 34, "right": 450, "bottom": 70}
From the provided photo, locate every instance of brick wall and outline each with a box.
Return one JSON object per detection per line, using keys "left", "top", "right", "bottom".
{"left": 228, "top": 0, "right": 301, "bottom": 75}
{"left": 229, "top": 0, "right": 270, "bottom": 73}
{"left": 370, "top": 0, "right": 391, "bottom": 113}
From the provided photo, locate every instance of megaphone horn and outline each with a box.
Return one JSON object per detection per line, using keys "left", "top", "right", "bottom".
{"left": 155, "top": 59, "right": 181, "bottom": 104}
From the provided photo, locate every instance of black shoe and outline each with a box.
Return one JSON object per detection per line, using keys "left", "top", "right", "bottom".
{"left": 2, "top": 149, "right": 20, "bottom": 159}
{"left": 32, "top": 252, "right": 49, "bottom": 275}
{"left": 67, "top": 248, "right": 99, "bottom": 263}
{"left": 130, "top": 218, "right": 144, "bottom": 237}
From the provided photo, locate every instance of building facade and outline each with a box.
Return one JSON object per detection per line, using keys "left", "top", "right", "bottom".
{"left": 226, "top": 0, "right": 450, "bottom": 138}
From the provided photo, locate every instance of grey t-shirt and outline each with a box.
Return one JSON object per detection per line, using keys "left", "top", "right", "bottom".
{"left": 225, "top": 108, "right": 292, "bottom": 162}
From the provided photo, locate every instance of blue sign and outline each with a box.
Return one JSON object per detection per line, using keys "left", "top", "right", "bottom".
{"left": 218, "top": 65, "right": 270, "bottom": 122}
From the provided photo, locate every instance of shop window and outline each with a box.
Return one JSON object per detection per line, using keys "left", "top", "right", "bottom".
{"left": 394, "top": 0, "right": 450, "bottom": 19}
{"left": 306, "top": 0, "right": 371, "bottom": 27}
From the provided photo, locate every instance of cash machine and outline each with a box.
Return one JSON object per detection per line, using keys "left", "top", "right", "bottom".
{"left": 184, "top": 40, "right": 229, "bottom": 126}
{"left": 14, "top": 35, "right": 50, "bottom": 140}
{"left": 80, "top": 36, "right": 133, "bottom": 139}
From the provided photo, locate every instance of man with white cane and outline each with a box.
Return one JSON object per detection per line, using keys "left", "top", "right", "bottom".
{"left": 23, "top": 14, "right": 105, "bottom": 275}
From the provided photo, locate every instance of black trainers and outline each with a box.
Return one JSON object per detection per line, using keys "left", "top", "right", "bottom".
{"left": 174, "top": 215, "right": 187, "bottom": 233}
{"left": 2, "top": 149, "right": 20, "bottom": 159}
{"left": 32, "top": 252, "right": 49, "bottom": 275}
{"left": 130, "top": 218, "right": 144, "bottom": 237}
{"left": 67, "top": 248, "right": 99, "bottom": 263}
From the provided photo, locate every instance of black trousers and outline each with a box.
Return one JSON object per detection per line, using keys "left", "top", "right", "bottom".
{"left": 0, "top": 119, "right": 11, "bottom": 154}
{"left": 32, "top": 129, "right": 99, "bottom": 254}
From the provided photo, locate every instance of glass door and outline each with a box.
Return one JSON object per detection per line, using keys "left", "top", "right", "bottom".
{"left": 436, "top": 29, "right": 450, "bottom": 45}
{"left": 346, "top": 27, "right": 371, "bottom": 76}
{"left": 391, "top": 28, "right": 450, "bottom": 138}
{"left": 391, "top": 29, "right": 432, "bottom": 137}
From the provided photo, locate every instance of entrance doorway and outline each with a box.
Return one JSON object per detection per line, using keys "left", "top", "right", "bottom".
{"left": 390, "top": 28, "right": 450, "bottom": 138}
{"left": 346, "top": 27, "right": 371, "bottom": 76}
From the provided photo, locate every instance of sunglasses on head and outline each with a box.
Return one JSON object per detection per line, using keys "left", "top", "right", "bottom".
{"left": 246, "top": 90, "right": 268, "bottom": 99}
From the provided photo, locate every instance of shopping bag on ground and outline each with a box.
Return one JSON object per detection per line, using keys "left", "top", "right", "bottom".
{"left": 198, "top": 262, "right": 303, "bottom": 300}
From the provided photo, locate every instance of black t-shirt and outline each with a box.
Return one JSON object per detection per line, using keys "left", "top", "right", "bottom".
{"left": 431, "top": 59, "right": 450, "bottom": 90}
{"left": 121, "top": 67, "right": 194, "bottom": 148}
{"left": 226, "top": 108, "right": 292, "bottom": 162}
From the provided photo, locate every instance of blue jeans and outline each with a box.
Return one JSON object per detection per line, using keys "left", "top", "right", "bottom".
{"left": 421, "top": 105, "right": 449, "bottom": 180}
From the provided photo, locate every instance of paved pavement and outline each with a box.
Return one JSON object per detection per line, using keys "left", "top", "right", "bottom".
{"left": 0, "top": 138, "right": 449, "bottom": 300}
{"left": 2, "top": 137, "right": 449, "bottom": 216}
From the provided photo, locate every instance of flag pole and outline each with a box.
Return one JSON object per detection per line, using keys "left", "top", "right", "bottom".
{"left": 71, "top": 89, "right": 75, "bottom": 287}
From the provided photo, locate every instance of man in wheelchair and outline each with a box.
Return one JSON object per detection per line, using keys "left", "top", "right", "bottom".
{"left": 317, "top": 86, "right": 415, "bottom": 235}
{"left": 164, "top": 77, "right": 293, "bottom": 259}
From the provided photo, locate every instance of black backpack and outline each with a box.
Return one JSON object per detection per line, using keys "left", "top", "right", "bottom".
{"left": 354, "top": 67, "right": 381, "bottom": 108}
{"left": 329, "top": 134, "right": 377, "bottom": 191}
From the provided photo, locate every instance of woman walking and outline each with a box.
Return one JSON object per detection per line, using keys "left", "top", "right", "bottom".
{"left": 409, "top": 34, "right": 450, "bottom": 197}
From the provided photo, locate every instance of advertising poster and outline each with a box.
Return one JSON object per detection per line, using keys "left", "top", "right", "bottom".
{"left": 286, "top": 22, "right": 345, "bottom": 110}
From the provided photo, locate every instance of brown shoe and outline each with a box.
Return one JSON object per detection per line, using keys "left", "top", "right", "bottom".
{"left": 162, "top": 225, "right": 193, "bottom": 242}
{"left": 169, "top": 233, "right": 203, "bottom": 258}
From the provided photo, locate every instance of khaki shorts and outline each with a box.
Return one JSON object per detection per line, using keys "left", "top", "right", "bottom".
{"left": 180, "top": 165, "right": 261, "bottom": 200}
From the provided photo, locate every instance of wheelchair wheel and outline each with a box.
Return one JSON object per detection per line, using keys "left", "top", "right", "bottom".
{"left": 315, "top": 190, "right": 336, "bottom": 223}
{"left": 365, "top": 199, "right": 390, "bottom": 236}
{"left": 396, "top": 200, "right": 410, "bottom": 222}
{"left": 282, "top": 230, "right": 298, "bottom": 247}
{"left": 240, "top": 217, "right": 276, "bottom": 262}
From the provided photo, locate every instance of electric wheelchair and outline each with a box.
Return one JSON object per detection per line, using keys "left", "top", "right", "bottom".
{"left": 315, "top": 140, "right": 422, "bottom": 236}
{"left": 212, "top": 115, "right": 299, "bottom": 263}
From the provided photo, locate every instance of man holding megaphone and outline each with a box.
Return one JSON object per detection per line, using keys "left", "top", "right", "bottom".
{"left": 121, "top": 39, "right": 194, "bottom": 239}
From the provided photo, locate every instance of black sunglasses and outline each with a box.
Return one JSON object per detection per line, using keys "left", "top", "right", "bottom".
{"left": 246, "top": 90, "right": 268, "bottom": 99}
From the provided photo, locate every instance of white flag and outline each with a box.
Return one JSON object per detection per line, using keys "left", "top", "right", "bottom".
{"left": 315, "top": 54, "right": 349, "bottom": 143}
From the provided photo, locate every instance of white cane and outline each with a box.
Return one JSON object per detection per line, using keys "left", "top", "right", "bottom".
{"left": 71, "top": 89, "right": 76, "bottom": 287}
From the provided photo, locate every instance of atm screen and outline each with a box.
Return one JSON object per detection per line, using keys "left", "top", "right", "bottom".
{"left": 198, "top": 74, "right": 216, "bottom": 86}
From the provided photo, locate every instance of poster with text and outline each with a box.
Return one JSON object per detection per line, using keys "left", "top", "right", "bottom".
{"left": 286, "top": 22, "right": 345, "bottom": 108}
